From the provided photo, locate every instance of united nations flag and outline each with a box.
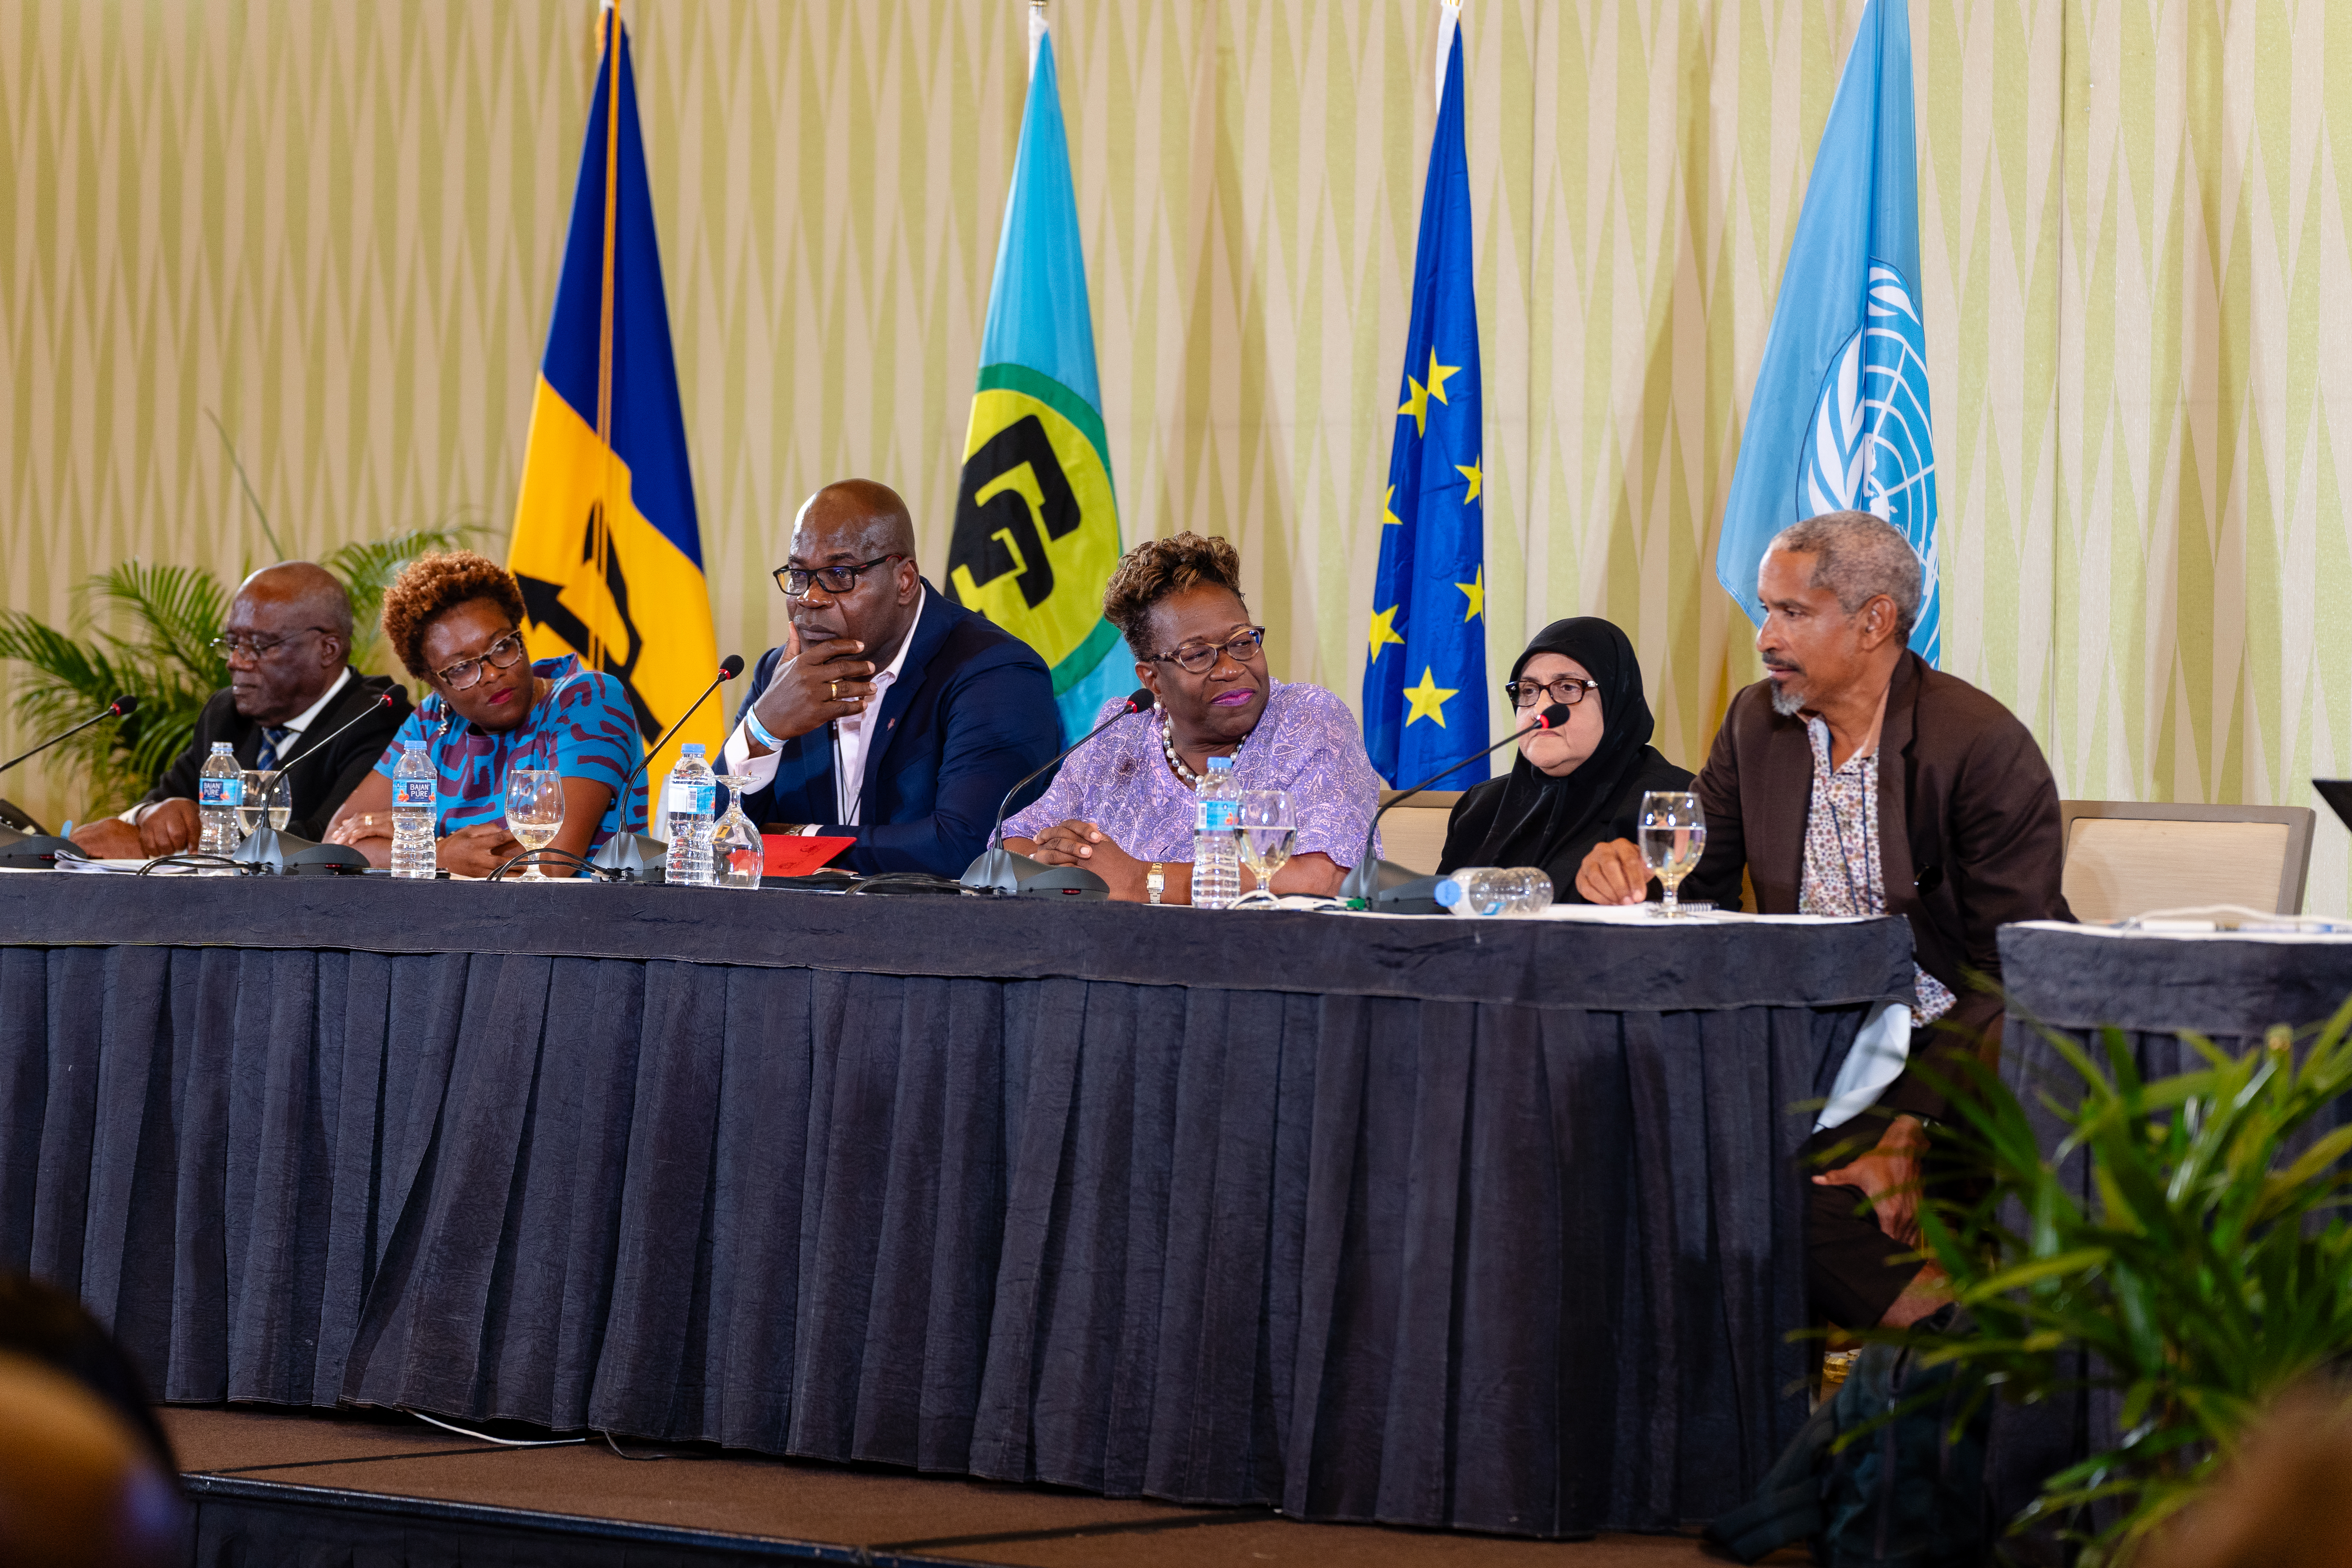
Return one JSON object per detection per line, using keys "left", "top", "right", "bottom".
{"left": 1362, "top": 1, "right": 1488, "bottom": 787}
{"left": 505, "top": 5, "right": 721, "bottom": 782}
{"left": 949, "top": 7, "right": 1125, "bottom": 744}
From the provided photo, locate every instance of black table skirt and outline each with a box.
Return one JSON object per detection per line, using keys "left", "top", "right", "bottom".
{"left": 0, "top": 875, "right": 1915, "bottom": 1535}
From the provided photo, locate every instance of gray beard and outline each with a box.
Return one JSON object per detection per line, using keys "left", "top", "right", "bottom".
{"left": 1769, "top": 679, "right": 1806, "bottom": 717}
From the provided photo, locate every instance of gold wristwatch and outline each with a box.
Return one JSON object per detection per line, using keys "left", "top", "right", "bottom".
{"left": 1146, "top": 863, "right": 1165, "bottom": 904}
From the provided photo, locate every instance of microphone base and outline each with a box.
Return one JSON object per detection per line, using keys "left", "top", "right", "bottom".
{"left": 959, "top": 845, "right": 1109, "bottom": 900}
{"left": 1340, "top": 857, "right": 1448, "bottom": 914}
{"left": 590, "top": 831, "right": 670, "bottom": 884}
{"left": 0, "top": 833, "right": 82, "bottom": 869}
{"left": 0, "top": 799, "right": 48, "bottom": 837}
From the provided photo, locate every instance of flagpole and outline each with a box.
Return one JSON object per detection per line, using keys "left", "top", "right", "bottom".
{"left": 590, "top": 0, "right": 624, "bottom": 675}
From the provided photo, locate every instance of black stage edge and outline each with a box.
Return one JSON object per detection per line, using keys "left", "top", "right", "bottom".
{"left": 185, "top": 1473, "right": 986, "bottom": 1567}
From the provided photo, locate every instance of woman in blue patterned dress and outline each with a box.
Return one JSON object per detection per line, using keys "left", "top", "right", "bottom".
{"left": 325, "top": 551, "right": 643, "bottom": 877}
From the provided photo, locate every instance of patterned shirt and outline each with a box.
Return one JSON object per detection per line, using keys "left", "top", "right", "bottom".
{"left": 1004, "top": 679, "right": 1383, "bottom": 866}
{"left": 1799, "top": 715, "right": 1956, "bottom": 1024}
{"left": 374, "top": 656, "right": 645, "bottom": 850}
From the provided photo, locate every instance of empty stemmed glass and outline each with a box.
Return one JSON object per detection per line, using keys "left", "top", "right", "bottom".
{"left": 1231, "top": 789, "right": 1298, "bottom": 909}
{"left": 1638, "top": 790, "right": 1707, "bottom": 916}
{"left": 711, "top": 771, "right": 763, "bottom": 889}
{"left": 503, "top": 768, "right": 566, "bottom": 880}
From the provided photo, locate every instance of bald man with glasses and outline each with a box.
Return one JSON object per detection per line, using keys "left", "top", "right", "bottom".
{"left": 69, "top": 563, "right": 412, "bottom": 858}
{"left": 722, "top": 479, "right": 1060, "bottom": 877}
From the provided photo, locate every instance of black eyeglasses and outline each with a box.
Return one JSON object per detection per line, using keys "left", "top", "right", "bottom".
{"left": 1151, "top": 626, "right": 1267, "bottom": 675}
{"left": 1504, "top": 675, "right": 1601, "bottom": 709}
{"left": 210, "top": 627, "right": 335, "bottom": 662}
{"left": 434, "top": 630, "right": 528, "bottom": 690}
{"left": 773, "top": 555, "right": 904, "bottom": 598}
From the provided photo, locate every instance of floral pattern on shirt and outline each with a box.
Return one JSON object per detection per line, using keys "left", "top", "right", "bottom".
{"left": 1798, "top": 716, "right": 1956, "bottom": 1025}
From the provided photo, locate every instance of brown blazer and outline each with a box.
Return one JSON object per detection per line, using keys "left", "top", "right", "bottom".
{"left": 1682, "top": 650, "right": 2071, "bottom": 1117}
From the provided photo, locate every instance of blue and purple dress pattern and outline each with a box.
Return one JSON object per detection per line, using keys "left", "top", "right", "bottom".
{"left": 373, "top": 655, "right": 644, "bottom": 851}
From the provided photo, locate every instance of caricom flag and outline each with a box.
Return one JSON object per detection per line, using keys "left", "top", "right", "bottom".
{"left": 1715, "top": 0, "right": 1941, "bottom": 664}
{"left": 506, "top": 5, "right": 721, "bottom": 789}
{"left": 1361, "top": 0, "right": 1489, "bottom": 788}
{"left": 949, "top": 8, "right": 1125, "bottom": 744}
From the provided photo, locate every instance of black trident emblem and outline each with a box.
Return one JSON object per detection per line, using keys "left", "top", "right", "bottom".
{"left": 949, "top": 414, "right": 1081, "bottom": 611}
{"left": 515, "top": 501, "right": 661, "bottom": 741}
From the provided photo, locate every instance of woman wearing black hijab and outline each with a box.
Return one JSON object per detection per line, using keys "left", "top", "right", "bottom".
{"left": 1437, "top": 616, "right": 1692, "bottom": 901}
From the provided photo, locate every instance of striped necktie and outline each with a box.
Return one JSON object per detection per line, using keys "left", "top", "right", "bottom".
{"left": 254, "top": 726, "right": 290, "bottom": 772}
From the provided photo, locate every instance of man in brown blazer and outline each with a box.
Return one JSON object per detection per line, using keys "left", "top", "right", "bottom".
{"left": 1579, "top": 510, "right": 2070, "bottom": 1329}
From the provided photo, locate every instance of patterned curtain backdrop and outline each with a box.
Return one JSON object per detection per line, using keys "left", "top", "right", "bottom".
{"left": 2, "top": 2, "right": 2346, "bottom": 907}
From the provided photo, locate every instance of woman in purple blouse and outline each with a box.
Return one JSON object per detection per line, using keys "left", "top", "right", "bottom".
{"left": 1005, "top": 533, "right": 1381, "bottom": 903}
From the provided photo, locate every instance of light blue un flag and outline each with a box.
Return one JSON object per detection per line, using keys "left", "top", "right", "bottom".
{"left": 1715, "top": 0, "right": 1940, "bottom": 664}
{"left": 1363, "top": 4, "right": 1487, "bottom": 786}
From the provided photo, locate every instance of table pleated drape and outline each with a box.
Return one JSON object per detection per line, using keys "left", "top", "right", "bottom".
{"left": 0, "top": 877, "right": 1913, "bottom": 1536}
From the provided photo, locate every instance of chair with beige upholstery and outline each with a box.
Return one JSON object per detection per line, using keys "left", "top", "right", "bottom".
{"left": 2058, "top": 800, "right": 2316, "bottom": 923}
{"left": 1375, "top": 789, "right": 1463, "bottom": 876}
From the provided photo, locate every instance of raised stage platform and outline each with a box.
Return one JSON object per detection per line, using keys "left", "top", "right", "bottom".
{"left": 167, "top": 1406, "right": 1780, "bottom": 1566}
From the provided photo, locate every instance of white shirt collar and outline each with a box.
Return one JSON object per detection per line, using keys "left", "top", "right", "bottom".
{"left": 276, "top": 666, "right": 354, "bottom": 737}
{"left": 871, "top": 586, "right": 925, "bottom": 691}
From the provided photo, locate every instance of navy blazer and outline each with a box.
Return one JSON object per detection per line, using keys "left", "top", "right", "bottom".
{"left": 732, "top": 584, "right": 1062, "bottom": 876}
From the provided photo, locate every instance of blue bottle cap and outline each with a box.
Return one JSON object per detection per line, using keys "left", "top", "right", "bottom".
{"left": 1434, "top": 878, "right": 1462, "bottom": 906}
{"left": 682, "top": 742, "right": 705, "bottom": 756}
{"left": 1207, "top": 754, "right": 1234, "bottom": 771}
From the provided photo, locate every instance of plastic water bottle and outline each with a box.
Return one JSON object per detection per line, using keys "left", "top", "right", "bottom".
{"left": 197, "top": 742, "right": 243, "bottom": 856}
{"left": 663, "top": 742, "right": 717, "bottom": 886}
{"left": 1436, "top": 866, "right": 1553, "bottom": 917}
{"left": 390, "top": 742, "right": 437, "bottom": 878}
{"left": 1192, "top": 754, "right": 1241, "bottom": 910}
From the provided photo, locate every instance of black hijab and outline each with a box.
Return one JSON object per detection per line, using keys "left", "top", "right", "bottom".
{"left": 1440, "top": 616, "right": 1675, "bottom": 886}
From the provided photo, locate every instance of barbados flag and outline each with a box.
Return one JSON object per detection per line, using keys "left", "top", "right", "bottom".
{"left": 949, "top": 7, "right": 1124, "bottom": 743}
{"left": 1716, "top": 0, "right": 1940, "bottom": 662}
{"left": 506, "top": 3, "right": 720, "bottom": 784}
{"left": 1363, "top": 0, "right": 1487, "bottom": 787}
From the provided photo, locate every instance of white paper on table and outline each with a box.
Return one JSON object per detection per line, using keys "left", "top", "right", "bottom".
{"left": 1814, "top": 1001, "right": 1911, "bottom": 1131}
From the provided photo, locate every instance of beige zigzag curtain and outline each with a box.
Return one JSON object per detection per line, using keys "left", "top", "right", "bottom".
{"left": 2, "top": 2, "right": 2346, "bottom": 906}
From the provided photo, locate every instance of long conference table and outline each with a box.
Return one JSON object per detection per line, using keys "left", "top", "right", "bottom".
{"left": 0, "top": 872, "right": 1915, "bottom": 1537}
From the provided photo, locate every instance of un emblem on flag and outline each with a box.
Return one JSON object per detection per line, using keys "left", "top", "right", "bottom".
{"left": 1802, "top": 259, "right": 1940, "bottom": 657}
{"left": 949, "top": 385, "right": 1120, "bottom": 670}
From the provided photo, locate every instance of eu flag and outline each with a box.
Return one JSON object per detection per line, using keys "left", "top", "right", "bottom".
{"left": 506, "top": 6, "right": 722, "bottom": 787}
{"left": 1363, "top": 3, "right": 1486, "bottom": 787}
{"left": 1715, "top": 0, "right": 1940, "bottom": 662}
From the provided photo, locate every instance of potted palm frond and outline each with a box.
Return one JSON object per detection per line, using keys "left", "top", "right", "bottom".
{"left": 1893, "top": 996, "right": 2352, "bottom": 1565}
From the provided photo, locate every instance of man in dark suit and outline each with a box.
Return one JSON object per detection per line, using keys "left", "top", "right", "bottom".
{"left": 1579, "top": 511, "right": 2071, "bottom": 1330}
{"left": 722, "top": 479, "right": 1060, "bottom": 877}
{"left": 69, "top": 563, "right": 412, "bottom": 856}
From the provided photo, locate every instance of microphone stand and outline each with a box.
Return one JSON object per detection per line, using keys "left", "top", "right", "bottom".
{"left": 590, "top": 657, "right": 744, "bottom": 882}
{"left": 233, "top": 690, "right": 406, "bottom": 873}
{"left": 0, "top": 696, "right": 138, "bottom": 862}
{"left": 1337, "top": 703, "right": 1572, "bottom": 911}
{"left": 959, "top": 691, "right": 1152, "bottom": 895}
{"left": 0, "top": 695, "right": 137, "bottom": 777}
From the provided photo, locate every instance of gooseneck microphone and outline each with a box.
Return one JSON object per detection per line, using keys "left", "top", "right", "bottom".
{"left": 1337, "top": 702, "right": 1573, "bottom": 907}
{"left": 590, "top": 655, "right": 744, "bottom": 881}
{"left": 228, "top": 690, "right": 406, "bottom": 873}
{"left": 0, "top": 693, "right": 139, "bottom": 777}
{"left": 269, "top": 689, "right": 402, "bottom": 775}
{"left": 959, "top": 688, "right": 1156, "bottom": 894}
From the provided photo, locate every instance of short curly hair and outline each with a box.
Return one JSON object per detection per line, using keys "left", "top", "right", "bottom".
{"left": 380, "top": 550, "right": 529, "bottom": 678}
{"left": 1102, "top": 532, "right": 1247, "bottom": 660}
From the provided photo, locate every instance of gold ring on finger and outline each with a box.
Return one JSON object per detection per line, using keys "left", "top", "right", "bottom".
{"left": 829, "top": 680, "right": 839, "bottom": 701}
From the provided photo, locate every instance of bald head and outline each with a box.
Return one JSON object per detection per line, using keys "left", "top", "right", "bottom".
{"left": 0, "top": 1353, "right": 186, "bottom": 1568}
{"left": 796, "top": 480, "right": 917, "bottom": 564}
{"left": 224, "top": 562, "right": 354, "bottom": 723}
{"left": 784, "top": 478, "right": 924, "bottom": 664}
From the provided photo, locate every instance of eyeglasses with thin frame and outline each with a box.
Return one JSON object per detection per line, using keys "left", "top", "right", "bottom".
{"left": 773, "top": 555, "right": 905, "bottom": 598}
{"left": 1504, "top": 675, "right": 1601, "bottom": 709}
{"left": 1151, "top": 626, "right": 1267, "bottom": 675}
{"left": 210, "top": 627, "right": 336, "bottom": 662}
{"left": 434, "top": 629, "right": 529, "bottom": 691}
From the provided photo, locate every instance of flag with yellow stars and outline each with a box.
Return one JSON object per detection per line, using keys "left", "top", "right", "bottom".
{"left": 1362, "top": 0, "right": 1485, "bottom": 788}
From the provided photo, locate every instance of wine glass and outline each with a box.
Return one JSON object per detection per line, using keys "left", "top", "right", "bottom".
{"left": 711, "top": 771, "right": 764, "bottom": 889}
{"left": 503, "top": 768, "right": 566, "bottom": 880}
{"left": 238, "top": 770, "right": 290, "bottom": 838}
{"left": 1232, "top": 789, "right": 1298, "bottom": 909}
{"left": 1638, "top": 791, "right": 1707, "bottom": 917}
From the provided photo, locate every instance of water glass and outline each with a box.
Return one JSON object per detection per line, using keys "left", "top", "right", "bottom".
{"left": 711, "top": 772, "right": 763, "bottom": 889}
{"left": 1638, "top": 791, "right": 1707, "bottom": 916}
{"left": 1232, "top": 789, "right": 1297, "bottom": 908}
{"left": 237, "top": 770, "right": 291, "bottom": 838}
{"left": 503, "top": 768, "right": 566, "bottom": 880}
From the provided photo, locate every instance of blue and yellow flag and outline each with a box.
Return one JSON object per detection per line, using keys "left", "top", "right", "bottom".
{"left": 1363, "top": 2, "right": 1487, "bottom": 787}
{"left": 1716, "top": 0, "right": 1940, "bottom": 662}
{"left": 949, "top": 9, "right": 1124, "bottom": 744}
{"left": 507, "top": 5, "right": 720, "bottom": 788}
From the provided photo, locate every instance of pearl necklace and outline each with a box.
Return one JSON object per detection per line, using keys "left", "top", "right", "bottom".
{"left": 1160, "top": 704, "right": 1241, "bottom": 787}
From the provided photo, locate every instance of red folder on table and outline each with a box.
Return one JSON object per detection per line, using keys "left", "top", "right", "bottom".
{"left": 761, "top": 835, "right": 856, "bottom": 877}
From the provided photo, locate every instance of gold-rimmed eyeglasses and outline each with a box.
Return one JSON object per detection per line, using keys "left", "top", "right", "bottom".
{"left": 1151, "top": 626, "right": 1267, "bottom": 675}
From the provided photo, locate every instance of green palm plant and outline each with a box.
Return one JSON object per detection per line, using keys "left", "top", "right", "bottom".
{"left": 0, "top": 527, "right": 469, "bottom": 811}
{"left": 1895, "top": 996, "right": 2352, "bottom": 1564}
